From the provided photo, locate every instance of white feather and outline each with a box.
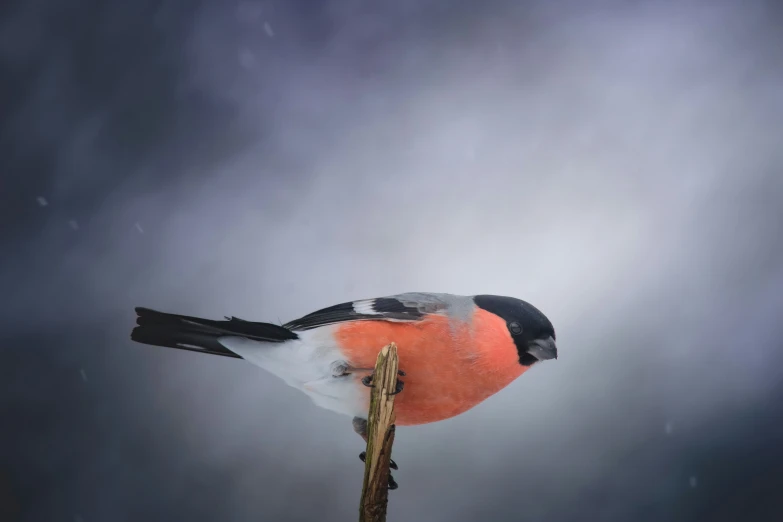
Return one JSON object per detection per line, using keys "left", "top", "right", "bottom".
{"left": 217, "top": 327, "right": 367, "bottom": 418}
{"left": 352, "top": 299, "right": 378, "bottom": 315}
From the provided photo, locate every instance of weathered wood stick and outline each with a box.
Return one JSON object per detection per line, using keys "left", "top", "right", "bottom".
{"left": 358, "top": 343, "right": 400, "bottom": 522}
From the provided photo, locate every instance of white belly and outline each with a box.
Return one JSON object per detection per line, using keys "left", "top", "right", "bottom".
{"left": 217, "top": 327, "right": 368, "bottom": 419}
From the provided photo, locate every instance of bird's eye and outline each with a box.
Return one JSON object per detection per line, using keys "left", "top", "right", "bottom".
{"left": 508, "top": 321, "right": 523, "bottom": 335}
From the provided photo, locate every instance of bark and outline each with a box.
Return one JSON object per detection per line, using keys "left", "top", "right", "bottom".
{"left": 359, "top": 343, "right": 400, "bottom": 522}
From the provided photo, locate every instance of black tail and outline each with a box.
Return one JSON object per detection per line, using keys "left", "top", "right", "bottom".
{"left": 130, "top": 307, "right": 298, "bottom": 358}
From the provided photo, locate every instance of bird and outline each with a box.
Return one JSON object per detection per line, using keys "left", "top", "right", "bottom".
{"left": 130, "top": 292, "right": 558, "bottom": 489}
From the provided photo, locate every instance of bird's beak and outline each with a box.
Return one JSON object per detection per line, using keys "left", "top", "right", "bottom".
{"left": 527, "top": 336, "right": 558, "bottom": 361}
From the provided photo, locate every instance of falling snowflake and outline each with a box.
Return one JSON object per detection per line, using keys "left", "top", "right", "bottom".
{"left": 69, "top": 220, "right": 80, "bottom": 231}
{"left": 665, "top": 421, "right": 674, "bottom": 435}
{"left": 689, "top": 476, "right": 698, "bottom": 488}
{"left": 135, "top": 222, "right": 144, "bottom": 234}
{"left": 37, "top": 196, "right": 48, "bottom": 207}
{"left": 80, "top": 369, "right": 87, "bottom": 382}
{"left": 264, "top": 21, "right": 274, "bottom": 38}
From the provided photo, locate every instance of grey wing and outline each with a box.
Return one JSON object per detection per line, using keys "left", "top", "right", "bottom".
{"left": 283, "top": 292, "right": 463, "bottom": 331}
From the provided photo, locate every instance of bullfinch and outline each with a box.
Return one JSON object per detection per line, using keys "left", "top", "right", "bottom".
{"left": 130, "top": 292, "right": 557, "bottom": 488}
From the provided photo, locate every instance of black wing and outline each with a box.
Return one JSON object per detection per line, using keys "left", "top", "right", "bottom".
{"left": 284, "top": 296, "right": 432, "bottom": 331}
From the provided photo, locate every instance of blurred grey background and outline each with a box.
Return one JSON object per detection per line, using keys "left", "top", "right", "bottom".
{"left": 2, "top": 0, "right": 783, "bottom": 521}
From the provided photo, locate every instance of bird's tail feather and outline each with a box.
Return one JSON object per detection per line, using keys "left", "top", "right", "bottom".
{"left": 130, "top": 307, "right": 298, "bottom": 358}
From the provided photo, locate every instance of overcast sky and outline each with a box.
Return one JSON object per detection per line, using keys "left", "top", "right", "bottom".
{"left": 2, "top": 0, "right": 783, "bottom": 521}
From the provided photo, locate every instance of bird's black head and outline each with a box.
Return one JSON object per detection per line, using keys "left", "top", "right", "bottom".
{"left": 473, "top": 294, "right": 557, "bottom": 366}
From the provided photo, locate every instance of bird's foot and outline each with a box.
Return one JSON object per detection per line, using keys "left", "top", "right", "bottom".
{"left": 332, "top": 362, "right": 405, "bottom": 380}
{"left": 359, "top": 451, "right": 399, "bottom": 490}
{"left": 360, "top": 372, "right": 405, "bottom": 395}
{"left": 359, "top": 451, "right": 398, "bottom": 470}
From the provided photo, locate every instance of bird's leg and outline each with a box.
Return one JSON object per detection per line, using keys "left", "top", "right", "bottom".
{"left": 353, "top": 417, "right": 399, "bottom": 490}
{"left": 332, "top": 361, "right": 375, "bottom": 377}
{"left": 332, "top": 361, "right": 405, "bottom": 379}
{"left": 332, "top": 360, "right": 405, "bottom": 394}
{"left": 330, "top": 361, "right": 353, "bottom": 377}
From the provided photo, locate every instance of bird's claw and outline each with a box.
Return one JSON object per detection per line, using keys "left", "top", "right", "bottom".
{"left": 361, "top": 372, "right": 405, "bottom": 395}
{"left": 389, "top": 378, "right": 404, "bottom": 395}
{"left": 359, "top": 452, "right": 399, "bottom": 489}
{"left": 359, "top": 451, "right": 397, "bottom": 470}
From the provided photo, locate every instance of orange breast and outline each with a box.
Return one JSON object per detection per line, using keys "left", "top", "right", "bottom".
{"left": 334, "top": 309, "right": 528, "bottom": 425}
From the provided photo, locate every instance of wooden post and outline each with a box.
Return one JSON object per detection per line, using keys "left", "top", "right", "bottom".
{"left": 359, "top": 343, "right": 400, "bottom": 522}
